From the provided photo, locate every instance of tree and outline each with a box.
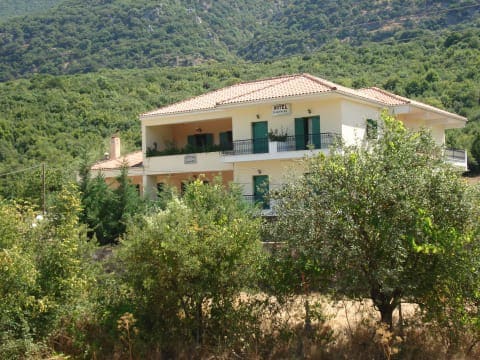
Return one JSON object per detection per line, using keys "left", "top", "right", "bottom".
{"left": 269, "top": 113, "right": 480, "bottom": 329}
{"left": 80, "top": 165, "right": 144, "bottom": 244}
{"left": 0, "top": 184, "right": 98, "bottom": 357}
{"left": 116, "top": 178, "right": 265, "bottom": 354}
{"left": 470, "top": 135, "right": 480, "bottom": 173}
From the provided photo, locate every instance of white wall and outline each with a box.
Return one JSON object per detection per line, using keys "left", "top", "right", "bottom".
{"left": 340, "top": 100, "right": 381, "bottom": 145}
{"left": 231, "top": 97, "right": 342, "bottom": 141}
{"left": 234, "top": 159, "right": 305, "bottom": 195}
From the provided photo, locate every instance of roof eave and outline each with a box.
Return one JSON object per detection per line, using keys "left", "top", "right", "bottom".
{"left": 140, "top": 107, "right": 224, "bottom": 121}
{"left": 409, "top": 103, "right": 467, "bottom": 123}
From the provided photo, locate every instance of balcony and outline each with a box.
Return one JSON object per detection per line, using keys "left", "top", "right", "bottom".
{"left": 221, "top": 133, "right": 339, "bottom": 162}
{"left": 144, "top": 149, "right": 233, "bottom": 175}
{"left": 445, "top": 148, "right": 467, "bottom": 169}
{"left": 146, "top": 143, "right": 232, "bottom": 157}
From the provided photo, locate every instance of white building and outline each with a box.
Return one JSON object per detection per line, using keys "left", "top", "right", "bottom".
{"left": 93, "top": 73, "right": 467, "bottom": 205}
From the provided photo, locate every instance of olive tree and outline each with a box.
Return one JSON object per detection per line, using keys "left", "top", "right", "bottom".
{"left": 269, "top": 114, "right": 480, "bottom": 329}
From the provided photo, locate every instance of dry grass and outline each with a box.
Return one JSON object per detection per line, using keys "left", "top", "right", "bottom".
{"left": 240, "top": 294, "right": 480, "bottom": 360}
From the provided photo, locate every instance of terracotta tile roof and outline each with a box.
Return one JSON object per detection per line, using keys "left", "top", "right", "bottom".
{"left": 141, "top": 75, "right": 292, "bottom": 117}
{"left": 355, "top": 87, "right": 410, "bottom": 106}
{"left": 91, "top": 151, "right": 143, "bottom": 170}
{"left": 141, "top": 74, "right": 353, "bottom": 117}
{"left": 358, "top": 87, "right": 467, "bottom": 121}
{"left": 141, "top": 73, "right": 466, "bottom": 122}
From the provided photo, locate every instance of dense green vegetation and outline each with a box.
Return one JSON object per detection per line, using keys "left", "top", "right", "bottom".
{"left": 0, "top": 0, "right": 274, "bottom": 80}
{"left": 0, "top": 0, "right": 62, "bottom": 22}
{"left": 0, "top": 0, "right": 478, "bottom": 80}
{"left": 240, "top": 0, "right": 480, "bottom": 60}
{"left": 1, "top": 123, "right": 479, "bottom": 358}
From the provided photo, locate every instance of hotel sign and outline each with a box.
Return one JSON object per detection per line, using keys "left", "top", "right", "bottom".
{"left": 272, "top": 103, "right": 291, "bottom": 116}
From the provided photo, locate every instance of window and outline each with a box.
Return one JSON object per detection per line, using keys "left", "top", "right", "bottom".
{"left": 366, "top": 119, "right": 378, "bottom": 139}
{"left": 157, "top": 182, "right": 165, "bottom": 193}
{"left": 187, "top": 133, "right": 213, "bottom": 151}
{"left": 219, "top": 130, "right": 233, "bottom": 150}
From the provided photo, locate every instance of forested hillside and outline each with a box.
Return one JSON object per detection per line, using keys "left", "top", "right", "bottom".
{"left": 240, "top": 0, "right": 480, "bottom": 60}
{"left": 0, "top": 0, "right": 274, "bottom": 80}
{"left": 0, "top": 0, "right": 62, "bottom": 22}
{"left": 1, "top": 28, "right": 479, "bottom": 200}
{"left": 0, "top": 0, "right": 478, "bottom": 80}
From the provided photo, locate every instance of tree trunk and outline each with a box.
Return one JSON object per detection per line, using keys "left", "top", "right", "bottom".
{"left": 379, "top": 304, "right": 394, "bottom": 330}
{"left": 304, "top": 298, "right": 312, "bottom": 335}
{"left": 371, "top": 286, "right": 401, "bottom": 331}
{"left": 195, "top": 301, "right": 203, "bottom": 345}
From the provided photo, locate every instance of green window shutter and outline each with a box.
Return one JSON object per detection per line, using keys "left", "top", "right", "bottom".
{"left": 252, "top": 121, "right": 268, "bottom": 153}
{"left": 366, "top": 119, "right": 378, "bottom": 139}
{"left": 219, "top": 131, "right": 232, "bottom": 150}
{"left": 219, "top": 132, "right": 228, "bottom": 146}
{"left": 295, "top": 118, "right": 305, "bottom": 150}
{"left": 187, "top": 135, "right": 195, "bottom": 148}
{"left": 253, "top": 175, "right": 270, "bottom": 209}
{"left": 311, "top": 116, "right": 321, "bottom": 149}
{"left": 205, "top": 133, "right": 214, "bottom": 147}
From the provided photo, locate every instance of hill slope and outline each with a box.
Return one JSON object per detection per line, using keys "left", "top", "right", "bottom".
{"left": 0, "top": 0, "right": 63, "bottom": 22}
{"left": 0, "top": 0, "right": 479, "bottom": 80}
{"left": 0, "top": 0, "right": 273, "bottom": 80}
{"left": 239, "top": 0, "right": 480, "bottom": 60}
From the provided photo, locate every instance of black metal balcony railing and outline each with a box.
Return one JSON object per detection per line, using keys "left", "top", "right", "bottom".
{"left": 243, "top": 194, "right": 270, "bottom": 209}
{"left": 445, "top": 148, "right": 466, "bottom": 162}
{"left": 146, "top": 142, "right": 233, "bottom": 157}
{"left": 221, "top": 133, "right": 340, "bottom": 156}
{"left": 222, "top": 138, "right": 268, "bottom": 155}
{"left": 275, "top": 133, "right": 339, "bottom": 152}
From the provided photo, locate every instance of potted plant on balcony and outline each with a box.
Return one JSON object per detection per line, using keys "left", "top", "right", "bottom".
{"left": 268, "top": 128, "right": 288, "bottom": 152}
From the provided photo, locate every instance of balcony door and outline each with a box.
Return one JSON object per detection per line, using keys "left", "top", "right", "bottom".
{"left": 252, "top": 121, "right": 268, "bottom": 154}
{"left": 253, "top": 175, "right": 269, "bottom": 209}
{"left": 295, "top": 116, "right": 320, "bottom": 150}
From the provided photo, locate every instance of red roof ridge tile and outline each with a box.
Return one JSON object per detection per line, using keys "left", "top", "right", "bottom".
{"left": 217, "top": 74, "right": 304, "bottom": 105}
{"left": 301, "top": 73, "right": 339, "bottom": 90}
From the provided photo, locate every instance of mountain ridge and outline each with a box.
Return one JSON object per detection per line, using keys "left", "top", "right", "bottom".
{"left": 0, "top": 0, "right": 478, "bottom": 80}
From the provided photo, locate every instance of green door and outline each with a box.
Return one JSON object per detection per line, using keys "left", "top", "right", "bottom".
{"left": 310, "top": 116, "right": 321, "bottom": 149}
{"left": 295, "top": 118, "right": 306, "bottom": 150}
{"left": 295, "top": 116, "right": 321, "bottom": 150}
{"left": 252, "top": 121, "right": 268, "bottom": 154}
{"left": 253, "top": 175, "right": 269, "bottom": 209}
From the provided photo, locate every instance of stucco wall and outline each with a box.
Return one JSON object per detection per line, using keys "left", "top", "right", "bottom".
{"left": 340, "top": 100, "right": 381, "bottom": 145}
{"left": 234, "top": 159, "right": 304, "bottom": 195}
{"left": 144, "top": 151, "right": 233, "bottom": 174}
{"left": 154, "top": 170, "right": 233, "bottom": 192}
{"left": 230, "top": 97, "right": 342, "bottom": 141}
